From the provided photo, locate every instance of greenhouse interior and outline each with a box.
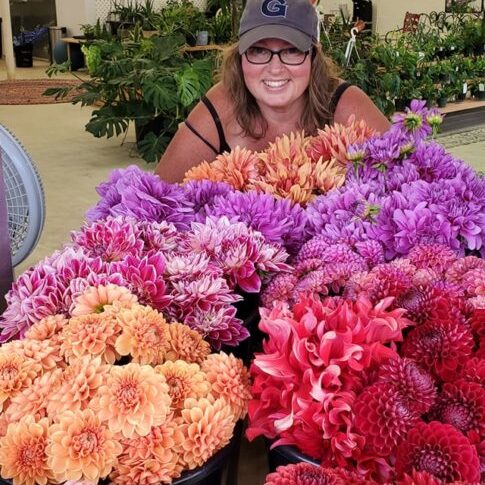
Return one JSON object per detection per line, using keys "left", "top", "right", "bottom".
{"left": 0, "top": 0, "right": 484, "bottom": 484}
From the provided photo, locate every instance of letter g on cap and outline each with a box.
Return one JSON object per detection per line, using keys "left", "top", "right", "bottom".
{"left": 262, "top": 0, "right": 287, "bottom": 17}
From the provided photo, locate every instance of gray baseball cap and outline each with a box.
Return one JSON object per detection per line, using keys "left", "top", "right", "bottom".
{"left": 238, "top": 0, "right": 319, "bottom": 54}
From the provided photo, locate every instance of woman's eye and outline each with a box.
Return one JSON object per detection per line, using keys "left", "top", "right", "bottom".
{"left": 284, "top": 48, "right": 301, "bottom": 56}
{"left": 250, "top": 47, "right": 267, "bottom": 55}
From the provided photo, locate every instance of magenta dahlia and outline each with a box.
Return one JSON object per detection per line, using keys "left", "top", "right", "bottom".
{"left": 396, "top": 421, "right": 480, "bottom": 483}
{"left": 402, "top": 319, "right": 475, "bottom": 380}
{"left": 377, "top": 358, "right": 437, "bottom": 414}
{"left": 354, "top": 382, "right": 421, "bottom": 456}
{"left": 428, "top": 380, "right": 485, "bottom": 438}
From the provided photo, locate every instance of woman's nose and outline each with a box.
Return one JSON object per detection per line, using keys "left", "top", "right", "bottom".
{"left": 267, "top": 53, "right": 284, "bottom": 71}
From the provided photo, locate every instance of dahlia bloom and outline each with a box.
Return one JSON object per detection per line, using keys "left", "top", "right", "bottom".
{"left": 0, "top": 351, "right": 42, "bottom": 410}
{"left": 165, "top": 322, "right": 211, "bottom": 364}
{"left": 110, "top": 416, "right": 184, "bottom": 484}
{"left": 48, "top": 408, "right": 123, "bottom": 482}
{"left": 115, "top": 304, "right": 170, "bottom": 365}
{"left": 156, "top": 360, "right": 210, "bottom": 409}
{"left": 184, "top": 146, "right": 260, "bottom": 190}
{"left": 24, "top": 314, "right": 67, "bottom": 342}
{"left": 396, "top": 421, "right": 480, "bottom": 483}
{"left": 177, "top": 396, "right": 235, "bottom": 469}
{"left": 86, "top": 165, "right": 194, "bottom": 229}
{"left": 392, "top": 100, "right": 434, "bottom": 142}
{"left": 71, "top": 283, "right": 137, "bottom": 316}
{"left": 201, "top": 352, "right": 252, "bottom": 421}
{"left": 206, "top": 190, "right": 308, "bottom": 255}
{"left": 0, "top": 416, "right": 54, "bottom": 485}
{"left": 89, "top": 363, "right": 171, "bottom": 438}
{"left": 306, "top": 115, "right": 376, "bottom": 166}
{"left": 61, "top": 313, "right": 121, "bottom": 364}
{"left": 263, "top": 462, "right": 360, "bottom": 485}
{"left": 71, "top": 216, "right": 144, "bottom": 262}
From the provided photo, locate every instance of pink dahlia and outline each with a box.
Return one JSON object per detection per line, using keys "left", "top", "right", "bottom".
{"left": 71, "top": 216, "right": 144, "bottom": 262}
{"left": 402, "top": 319, "right": 474, "bottom": 380}
{"left": 428, "top": 379, "right": 485, "bottom": 438}
{"left": 354, "top": 381, "right": 420, "bottom": 456}
{"left": 396, "top": 470, "right": 443, "bottom": 485}
{"left": 136, "top": 219, "right": 181, "bottom": 254}
{"left": 445, "top": 256, "right": 485, "bottom": 286}
{"left": 261, "top": 273, "right": 298, "bottom": 308}
{"left": 114, "top": 253, "right": 171, "bottom": 310}
{"left": 407, "top": 244, "right": 458, "bottom": 274}
{"left": 0, "top": 267, "right": 64, "bottom": 341}
{"left": 396, "top": 421, "right": 480, "bottom": 483}
{"left": 461, "top": 267, "right": 485, "bottom": 297}
{"left": 377, "top": 358, "right": 437, "bottom": 414}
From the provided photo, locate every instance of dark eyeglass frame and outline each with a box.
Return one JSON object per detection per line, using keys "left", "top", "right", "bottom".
{"left": 244, "top": 47, "right": 311, "bottom": 66}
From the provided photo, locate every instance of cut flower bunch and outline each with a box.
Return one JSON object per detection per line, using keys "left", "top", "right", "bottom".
{"left": 248, "top": 244, "right": 485, "bottom": 484}
{"left": 0, "top": 296, "right": 251, "bottom": 484}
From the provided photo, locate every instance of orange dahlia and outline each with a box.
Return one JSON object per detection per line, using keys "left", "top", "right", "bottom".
{"left": 110, "top": 415, "right": 184, "bottom": 484}
{"left": 0, "top": 351, "right": 42, "bottom": 411}
{"left": 60, "top": 313, "right": 122, "bottom": 364}
{"left": 5, "top": 369, "right": 63, "bottom": 424}
{"left": 156, "top": 360, "right": 210, "bottom": 410}
{"left": 48, "top": 408, "right": 122, "bottom": 482}
{"left": 0, "top": 416, "right": 54, "bottom": 485}
{"left": 5, "top": 338, "right": 64, "bottom": 372}
{"left": 184, "top": 146, "right": 260, "bottom": 190}
{"left": 201, "top": 352, "right": 251, "bottom": 421}
{"left": 314, "top": 158, "right": 346, "bottom": 193}
{"left": 47, "top": 356, "right": 109, "bottom": 415}
{"left": 177, "top": 396, "right": 235, "bottom": 469}
{"left": 166, "top": 322, "right": 211, "bottom": 364}
{"left": 306, "top": 116, "right": 376, "bottom": 166}
{"left": 115, "top": 304, "right": 170, "bottom": 365}
{"left": 24, "top": 314, "right": 67, "bottom": 342}
{"left": 89, "top": 363, "right": 171, "bottom": 438}
{"left": 71, "top": 284, "right": 138, "bottom": 316}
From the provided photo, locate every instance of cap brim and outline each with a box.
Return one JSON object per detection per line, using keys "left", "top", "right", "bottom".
{"left": 238, "top": 25, "right": 313, "bottom": 54}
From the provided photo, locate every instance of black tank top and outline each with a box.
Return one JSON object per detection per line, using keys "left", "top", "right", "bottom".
{"left": 185, "top": 82, "right": 352, "bottom": 155}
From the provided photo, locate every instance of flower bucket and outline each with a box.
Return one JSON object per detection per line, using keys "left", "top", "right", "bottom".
{"left": 266, "top": 442, "right": 319, "bottom": 473}
{"left": 0, "top": 422, "right": 243, "bottom": 485}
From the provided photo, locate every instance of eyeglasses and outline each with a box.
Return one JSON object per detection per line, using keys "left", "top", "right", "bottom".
{"left": 244, "top": 46, "right": 310, "bottom": 65}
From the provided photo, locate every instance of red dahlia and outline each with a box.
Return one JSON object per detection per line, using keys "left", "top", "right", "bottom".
{"left": 395, "top": 469, "right": 443, "bottom": 484}
{"left": 428, "top": 379, "right": 485, "bottom": 438}
{"left": 458, "top": 357, "right": 485, "bottom": 387}
{"left": 354, "top": 382, "right": 420, "bottom": 456}
{"left": 361, "top": 264, "right": 413, "bottom": 303}
{"left": 378, "top": 358, "right": 437, "bottom": 413}
{"left": 263, "top": 463, "right": 363, "bottom": 485}
{"left": 396, "top": 421, "right": 480, "bottom": 483}
{"left": 401, "top": 319, "right": 474, "bottom": 380}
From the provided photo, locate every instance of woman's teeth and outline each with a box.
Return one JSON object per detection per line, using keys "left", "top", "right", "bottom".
{"left": 263, "top": 80, "right": 289, "bottom": 88}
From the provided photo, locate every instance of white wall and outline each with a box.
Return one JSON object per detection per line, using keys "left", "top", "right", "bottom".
{"left": 55, "top": 0, "right": 97, "bottom": 36}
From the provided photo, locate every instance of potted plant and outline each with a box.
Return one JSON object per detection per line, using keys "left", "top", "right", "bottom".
{"left": 437, "top": 84, "right": 453, "bottom": 107}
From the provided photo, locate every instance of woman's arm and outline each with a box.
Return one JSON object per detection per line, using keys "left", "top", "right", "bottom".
{"left": 155, "top": 91, "right": 223, "bottom": 183}
{"left": 333, "top": 85, "right": 391, "bottom": 134}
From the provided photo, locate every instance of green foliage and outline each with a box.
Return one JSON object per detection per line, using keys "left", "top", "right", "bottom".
{"left": 46, "top": 32, "right": 214, "bottom": 163}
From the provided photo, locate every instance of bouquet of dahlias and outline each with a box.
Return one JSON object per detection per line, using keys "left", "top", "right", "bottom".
{"left": 184, "top": 116, "right": 375, "bottom": 205}
{"left": 0, "top": 215, "right": 290, "bottom": 348}
{"left": 249, "top": 244, "right": 485, "bottom": 484}
{"left": 0, "top": 295, "right": 251, "bottom": 485}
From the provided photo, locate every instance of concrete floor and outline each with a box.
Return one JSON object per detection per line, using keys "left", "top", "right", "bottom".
{"left": 0, "top": 60, "right": 484, "bottom": 485}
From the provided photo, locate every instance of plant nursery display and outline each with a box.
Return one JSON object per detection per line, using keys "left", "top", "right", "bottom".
{"left": 0, "top": 99, "right": 484, "bottom": 484}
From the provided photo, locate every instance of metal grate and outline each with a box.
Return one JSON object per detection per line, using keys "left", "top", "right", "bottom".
{"left": 1, "top": 145, "right": 29, "bottom": 257}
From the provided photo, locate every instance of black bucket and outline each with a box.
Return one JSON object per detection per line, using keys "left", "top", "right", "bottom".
{"left": 0, "top": 421, "right": 243, "bottom": 485}
{"left": 13, "top": 43, "right": 33, "bottom": 68}
{"left": 266, "top": 442, "right": 320, "bottom": 473}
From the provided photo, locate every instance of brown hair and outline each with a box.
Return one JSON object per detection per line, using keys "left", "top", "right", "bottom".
{"left": 219, "top": 42, "right": 340, "bottom": 139}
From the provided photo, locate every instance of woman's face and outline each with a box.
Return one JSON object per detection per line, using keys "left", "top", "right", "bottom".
{"left": 241, "top": 38, "right": 312, "bottom": 112}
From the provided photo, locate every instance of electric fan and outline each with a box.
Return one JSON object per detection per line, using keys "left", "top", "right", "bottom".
{"left": 0, "top": 123, "right": 45, "bottom": 312}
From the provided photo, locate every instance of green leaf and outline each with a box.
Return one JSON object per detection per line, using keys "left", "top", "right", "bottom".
{"left": 42, "top": 87, "right": 72, "bottom": 100}
{"left": 137, "top": 131, "right": 170, "bottom": 163}
{"left": 142, "top": 75, "right": 177, "bottom": 111}
{"left": 85, "top": 107, "right": 130, "bottom": 138}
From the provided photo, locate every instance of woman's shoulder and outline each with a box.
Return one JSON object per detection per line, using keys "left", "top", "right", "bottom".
{"left": 204, "top": 82, "right": 233, "bottom": 119}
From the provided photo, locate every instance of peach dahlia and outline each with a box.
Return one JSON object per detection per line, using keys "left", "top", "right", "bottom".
{"left": 89, "top": 363, "right": 171, "bottom": 438}
{"left": 0, "top": 416, "right": 54, "bottom": 485}
{"left": 166, "top": 322, "right": 211, "bottom": 364}
{"left": 48, "top": 408, "right": 122, "bottom": 482}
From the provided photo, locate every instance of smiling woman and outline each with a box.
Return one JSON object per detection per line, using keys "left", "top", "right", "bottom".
{"left": 155, "top": 0, "right": 390, "bottom": 183}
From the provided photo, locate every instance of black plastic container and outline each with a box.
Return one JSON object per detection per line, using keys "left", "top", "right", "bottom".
{"left": 13, "top": 43, "right": 33, "bottom": 67}
{"left": 266, "top": 443, "right": 319, "bottom": 473}
{"left": 0, "top": 421, "right": 243, "bottom": 485}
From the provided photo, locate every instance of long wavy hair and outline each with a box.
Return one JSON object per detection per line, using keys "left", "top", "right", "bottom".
{"left": 219, "top": 42, "right": 341, "bottom": 139}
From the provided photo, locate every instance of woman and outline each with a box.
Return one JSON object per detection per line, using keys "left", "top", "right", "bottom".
{"left": 155, "top": 0, "right": 390, "bottom": 183}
